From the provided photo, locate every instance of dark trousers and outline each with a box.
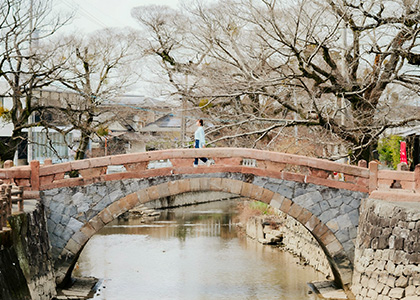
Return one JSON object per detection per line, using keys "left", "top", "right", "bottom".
{"left": 194, "top": 139, "right": 208, "bottom": 165}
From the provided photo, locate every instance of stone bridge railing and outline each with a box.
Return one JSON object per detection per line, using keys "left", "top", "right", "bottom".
{"left": 0, "top": 180, "right": 24, "bottom": 230}
{"left": 0, "top": 148, "right": 419, "bottom": 201}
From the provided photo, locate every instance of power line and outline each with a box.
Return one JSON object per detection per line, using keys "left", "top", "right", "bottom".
{"left": 59, "top": 0, "right": 110, "bottom": 29}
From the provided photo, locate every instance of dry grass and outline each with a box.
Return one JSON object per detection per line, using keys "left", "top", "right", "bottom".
{"left": 235, "top": 199, "right": 276, "bottom": 225}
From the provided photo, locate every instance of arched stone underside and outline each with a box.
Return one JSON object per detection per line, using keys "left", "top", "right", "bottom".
{"left": 41, "top": 173, "right": 366, "bottom": 288}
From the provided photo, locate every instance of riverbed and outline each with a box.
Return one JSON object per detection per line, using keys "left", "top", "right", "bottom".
{"left": 73, "top": 200, "right": 324, "bottom": 299}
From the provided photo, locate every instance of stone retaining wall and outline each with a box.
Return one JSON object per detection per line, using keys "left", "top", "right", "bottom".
{"left": 0, "top": 202, "right": 56, "bottom": 300}
{"left": 275, "top": 210, "right": 334, "bottom": 277}
{"left": 352, "top": 198, "right": 420, "bottom": 300}
{"left": 244, "top": 210, "right": 333, "bottom": 278}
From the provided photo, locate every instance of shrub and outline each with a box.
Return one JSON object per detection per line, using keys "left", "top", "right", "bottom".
{"left": 377, "top": 135, "right": 404, "bottom": 169}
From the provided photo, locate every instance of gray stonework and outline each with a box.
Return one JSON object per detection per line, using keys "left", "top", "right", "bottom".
{"left": 40, "top": 172, "right": 366, "bottom": 284}
{"left": 352, "top": 198, "right": 420, "bottom": 300}
{"left": 0, "top": 201, "right": 56, "bottom": 300}
{"left": 244, "top": 211, "right": 334, "bottom": 278}
{"left": 145, "top": 191, "right": 237, "bottom": 209}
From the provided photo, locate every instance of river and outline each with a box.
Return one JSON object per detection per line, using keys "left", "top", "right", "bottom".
{"left": 73, "top": 199, "right": 324, "bottom": 300}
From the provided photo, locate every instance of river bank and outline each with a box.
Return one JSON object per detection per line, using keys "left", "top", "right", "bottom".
{"left": 236, "top": 199, "right": 333, "bottom": 278}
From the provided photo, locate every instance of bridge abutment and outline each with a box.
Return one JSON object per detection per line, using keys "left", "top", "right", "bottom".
{"left": 0, "top": 201, "right": 56, "bottom": 300}
{"left": 352, "top": 197, "right": 420, "bottom": 299}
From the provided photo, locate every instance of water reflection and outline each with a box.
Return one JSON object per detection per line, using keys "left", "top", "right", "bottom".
{"left": 74, "top": 200, "right": 323, "bottom": 300}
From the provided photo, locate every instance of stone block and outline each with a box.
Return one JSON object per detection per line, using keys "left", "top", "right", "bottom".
{"left": 367, "top": 288, "right": 378, "bottom": 299}
{"left": 305, "top": 215, "right": 321, "bottom": 231}
{"left": 412, "top": 274, "right": 420, "bottom": 285}
{"left": 167, "top": 181, "right": 180, "bottom": 195}
{"left": 260, "top": 189, "right": 274, "bottom": 204}
{"left": 336, "top": 214, "right": 353, "bottom": 230}
{"left": 208, "top": 178, "right": 222, "bottom": 191}
{"left": 405, "top": 285, "right": 416, "bottom": 296}
{"left": 375, "top": 282, "right": 385, "bottom": 293}
{"left": 252, "top": 176, "right": 268, "bottom": 187}
{"left": 88, "top": 216, "right": 105, "bottom": 232}
{"left": 147, "top": 186, "right": 160, "bottom": 201}
{"left": 325, "top": 239, "right": 343, "bottom": 256}
{"left": 108, "top": 188, "right": 123, "bottom": 203}
{"left": 80, "top": 223, "right": 96, "bottom": 239}
{"left": 375, "top": 259, "right": 386, "bottom": 271}
{"left": 319, "top": 199, "right": 331, "bottom": 211}
{"left": 288, "top": 203, "right": 303, "bottom": 220}
{"left": 189, "top": 178, "right": 201, "bottom": 192}
{"left": 137, "top": 188, "right": 150, "bottom": 204}
{"left": 264, "top": 182, "right": 280, "bottom": 193}
{"left": 269, "top": 193, "right": 285, "bottom": 209}
{"left": 199, "top": 177, "right": 210, "bottom": 191}
{"left": 361, "top": 287, "right": 368, "bottom": 297}
{"left": 107, "top": 201, "right": 124, "bottom": 219}
{"left": 294, "top": 191, "right": 322, "bottom": 207}
{"left": 241, "top": 182, "right": 253, "bottom": 198}
{"left": 64, "top": 238, "right": 81, "bottom": 255}
{"left": 386, "top": 274, "right": 396, "bottom": 287}
{"left": 319, "top": 209, "right": 338, "bottom": 223}
{"left": 382, "top": 285, "right": 390, "bottom": 296}
{"left": 119, "top": 193, "right": 140, "bottom": 211}
{"left": 50, "top": 211, "right": 63, "bottom": 225}
{"left": 308, "top": 203, "right": 322, "bottom": 216}
{"left": 156, "top": 183, "right": 171, "bottom": 198}
{"left": 280, "top": 198, "right": 292, "bottom": 214}
{"left": 348, "top": 209, "right": 360, "bottom": 227}
{"left": 67, "top": 217, "right": 84, "bottom": 233}
{"left": 313, "top": 222, "right": 329, "bottom": 238}
{"left": 276, "top": 184, "right": 294, "bottom": 199}
{"left": 329, "top": 196, "right": 344, "bottom": 208}
{"left": 335, "top": 228, "right": 350, "bottom": 244}
{"left": 296, "top": 209, "right": 312, "bottom": 225}
{"left": 388, "top": 287, "right": 405, "bottom": 299}
{"left": 326, "top": 219, "right": 339, "bottom": 233}
{"left": 72, "top": 231, "right": 89, "bottom": 246}
{"left": 250, "top": 185, "right": 264, "bottom": 200}
{"left": 319, "top": 231, "right": 336, "bottom": 246}
{"left": 340, "top": 204, "right": 354, "bottom": 215}
{"left": 98, "top": 208, "right": 113, "bottom": 224}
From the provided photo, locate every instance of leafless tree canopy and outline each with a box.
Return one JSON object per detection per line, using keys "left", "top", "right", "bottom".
{"left": 0, "top": 0, "right": 71, "bottom": 161}
{"left": 47, "top": 28, "right": 141, "bottom": 160}
{"left": 133, "top": 0, "right": 420, "bottom": 161}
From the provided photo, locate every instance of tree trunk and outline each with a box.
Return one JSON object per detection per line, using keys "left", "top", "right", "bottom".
{"left": 75, "top": 133, "right": 90, "bottom": 160}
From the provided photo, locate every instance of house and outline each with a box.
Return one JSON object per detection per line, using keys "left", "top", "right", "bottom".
{"left": 139, "top": 113, "right": 203, "bottom": 150}
{"left": 0, "top": 83, "right": 179, "bottom": 164}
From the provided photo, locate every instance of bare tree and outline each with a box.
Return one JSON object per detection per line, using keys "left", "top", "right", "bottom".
{"left": 0, "top": 0, "right": 71, "bottom": 162}
{"left": 133, "top": 0, "right": 420, "bottom": 162}
{"left": 49, "top": 28, "right": 140, "bottom": 160}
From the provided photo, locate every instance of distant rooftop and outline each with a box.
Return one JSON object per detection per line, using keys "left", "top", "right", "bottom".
{"left": 111, "top": 94, "right": 178, "bottom": 108}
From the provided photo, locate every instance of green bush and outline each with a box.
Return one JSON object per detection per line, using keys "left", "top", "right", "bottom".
{"left": 377, "top": 135, "right": 404, "bottom": 169}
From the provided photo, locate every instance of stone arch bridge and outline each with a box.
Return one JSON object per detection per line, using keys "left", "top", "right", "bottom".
{"left": 2, "top": 148, "right": 418, "bottom": 289}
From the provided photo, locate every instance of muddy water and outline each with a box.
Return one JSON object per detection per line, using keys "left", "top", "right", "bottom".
{"left": 74, "top": 200, "right": 324, "bottom": 300}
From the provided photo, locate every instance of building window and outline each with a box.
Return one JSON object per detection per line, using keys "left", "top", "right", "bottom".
{"left": 32, "top": 131, "right": 72, "bottom": 163}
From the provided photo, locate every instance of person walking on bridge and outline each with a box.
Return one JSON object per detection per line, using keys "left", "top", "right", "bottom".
{"left": 193, "top": 119, "right": 208, "bottom": 167}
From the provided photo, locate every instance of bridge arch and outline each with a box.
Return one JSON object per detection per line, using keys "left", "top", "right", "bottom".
{"left": 47, "top": 176, "right": 356, "bottom": 289}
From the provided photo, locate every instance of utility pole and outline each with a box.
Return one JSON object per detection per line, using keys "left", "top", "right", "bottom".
{"left": 27, "top": 0, "right": 34, "bottom": 163}
{"left": 180, "top": 74, "right": 188, "bottom": 147}
{"left": 293, "top": 88, "right": 298, "bottom": 146}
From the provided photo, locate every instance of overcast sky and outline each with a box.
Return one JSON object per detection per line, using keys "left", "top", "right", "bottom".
{"left": 56, "top": 0, "right": 181, "bottom": 32}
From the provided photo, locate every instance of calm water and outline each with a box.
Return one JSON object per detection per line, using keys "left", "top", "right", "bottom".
{"left": 74, "top": 200, "right": 324, "bottom": 300}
